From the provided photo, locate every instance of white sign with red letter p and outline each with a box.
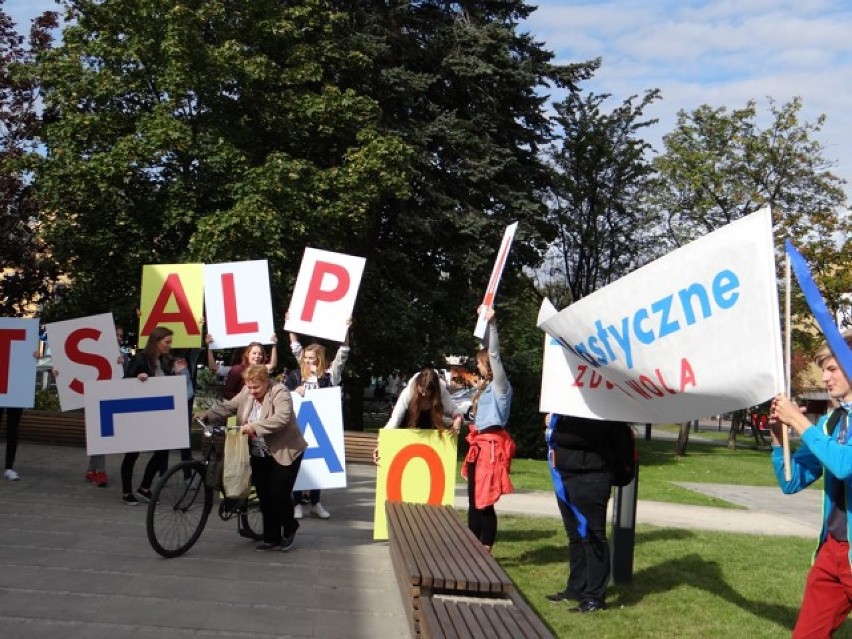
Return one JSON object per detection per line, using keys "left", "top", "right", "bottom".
{"left": 204, "top": 260, "right": 275, "bottom": 350}
{"left": 286, "top": 248, "right": 365, "bottom": 343}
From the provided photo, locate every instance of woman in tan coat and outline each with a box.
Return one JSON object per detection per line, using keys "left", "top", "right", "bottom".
{"left": 197, "top": 365, "right": 306, "bottom": 551}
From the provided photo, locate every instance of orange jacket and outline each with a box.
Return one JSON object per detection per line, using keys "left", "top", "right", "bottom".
{"left": 462, "top": 427, "right": 516, "bottom": 510}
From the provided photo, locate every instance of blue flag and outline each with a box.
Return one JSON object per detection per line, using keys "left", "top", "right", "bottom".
{"left": 786, "top": 240, "right": 852, "bottom": 380}
{"left": 546, "top": 414, "right": 588, "bottom": 538}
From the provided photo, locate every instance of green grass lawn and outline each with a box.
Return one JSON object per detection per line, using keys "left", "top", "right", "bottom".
{"left": 496, "top": 516, "right": 850, "bottom": 639}
{"left": 509, "top": 436, "right": 818, "bottom": 509}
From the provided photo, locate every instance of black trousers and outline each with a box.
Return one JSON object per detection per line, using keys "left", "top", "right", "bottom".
{"left": 466, "top": 461, "right": 497, "bottom": 546}
{"left": 121, "top": 450, "right": 169, "bottom": 494}
{"left": 2, "top": 408, "right": 23, "bottom": 470}
{"left": 556, "top": 470, "right": 613, "bottom": 603}
{"left": 251, "top": 454, "right": 302, "bottom": 545}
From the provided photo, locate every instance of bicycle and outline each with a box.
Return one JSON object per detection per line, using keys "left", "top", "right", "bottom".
{"left": 146, "top": 422, "right": 262, "bottom": 558}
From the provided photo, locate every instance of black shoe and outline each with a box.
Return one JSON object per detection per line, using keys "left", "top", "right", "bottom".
{"left": 136, "top": 487, "right": 153, "bottom": 503}
{"left": 255, "top": 542, "right": 280, "bottom": 552}
{"left": 570, "top": 599, "right": 606, "bottom": 613}
{"left": 280, "top": 532, "right": 296, "bottom": 552}
{"left": 546, "top": 590, "right": 579, "bottom": 603}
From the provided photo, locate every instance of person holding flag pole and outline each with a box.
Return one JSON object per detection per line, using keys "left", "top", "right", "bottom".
{"left": 769, "top": 239, "right": 852, "bottom": 638}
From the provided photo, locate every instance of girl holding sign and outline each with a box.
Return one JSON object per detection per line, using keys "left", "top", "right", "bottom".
{"left": 375, "top": 367, "right": 464, "bottom": 451}
{"left": 461, "top": 307, "right": 514, "bottom": 553}
{"left": 284, "top": 320, "right": 351, "bottom": 519}
{"left": 205, "top": 336, "right": 278, "bottom": 400}
{"left": 120, "top": 326, "right": 189, "bottom": 505}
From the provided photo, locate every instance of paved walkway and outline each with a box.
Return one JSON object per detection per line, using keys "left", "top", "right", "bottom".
{"left": 0, "top": 444, "right": 408, "bottom": 639}
{"left": 0, "top": 441, "right": 823, "bottom": 638}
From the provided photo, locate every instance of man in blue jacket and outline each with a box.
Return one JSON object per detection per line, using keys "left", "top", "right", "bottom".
{"left": 771, "top": 331, "right": 852, "bottom": 638}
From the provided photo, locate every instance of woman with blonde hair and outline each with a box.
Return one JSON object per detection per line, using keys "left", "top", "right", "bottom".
{"left": 197, "top": 365, "right": 306, "bottom": 551}
{"left": 285, "top": 321, "right": 351, "bottom": 519}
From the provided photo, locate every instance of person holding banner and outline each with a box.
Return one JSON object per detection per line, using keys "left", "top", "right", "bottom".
{"left": 770, "top": 331, "right": 852, "bottom": 638}
{"left": 461, "top": 307, "right": 514, "bottom": 553}
{"left": 205, "top": 335, "right": 278, "bottom": 400}
{"left": 197, "top": 365, "right": 306, "bottom": 552}
{"left": 545, "top": 413, "right": 620, "bottom": 613}
{"left": 120, "top": 326, "right": 189, "bottom": 505}
{"left": 285, "top": 320, "right": 351, "bottom": 520}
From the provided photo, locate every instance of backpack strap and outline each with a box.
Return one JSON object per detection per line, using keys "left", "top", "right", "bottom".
{"left": 826, "top": 408, "right": 845, "bottom": 436}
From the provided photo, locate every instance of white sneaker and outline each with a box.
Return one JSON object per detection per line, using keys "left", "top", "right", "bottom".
{"left": 4, "top": 469, "right": 19, "bottom": 481}
{"left": 311, "top": 502, "right": 330, "bottom": 519}
{"left": 293, "top": 503, "right": 304, "bottom": 519}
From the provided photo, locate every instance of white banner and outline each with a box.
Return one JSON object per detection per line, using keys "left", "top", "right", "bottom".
{"left": 292, "top": 386, "right": 347, "bottom": 491}
{"left": 203, "top": 260, "right": 275, "bottom": 349}
{"left": 46, "top": 313, "right": 124, "bottom": 411}
{"left": 84, "top": 376, "right": 189, "bottom": 455}
{"left": 285, "top": 248, "right": 365, "bottom": 343}
{"left": 538, "top": 208, "right": 784, "bottom": 423}
{"left": 0, "top": 317, "right": 39, "bottom": 408}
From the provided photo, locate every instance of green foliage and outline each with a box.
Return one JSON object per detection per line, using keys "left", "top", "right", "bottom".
{"left": 0, "top": 5, "right": 59, "bottom": 315}
{"left": 34, "top": 388, "right": 61, "bottom": 411}
{"left": 650, "top": 98, "right": 851, "bottom": 358}
{"left": 545, "top": 88, "right": 662, "bottom": 303}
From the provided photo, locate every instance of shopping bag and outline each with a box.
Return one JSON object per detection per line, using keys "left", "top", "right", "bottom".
{"left": 222, "top": 428, "right": 251, "bottom": 499}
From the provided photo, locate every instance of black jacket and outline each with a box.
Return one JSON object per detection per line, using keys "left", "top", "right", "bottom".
{"left": 551, "top": 414, "right": 619, "bottom": 473}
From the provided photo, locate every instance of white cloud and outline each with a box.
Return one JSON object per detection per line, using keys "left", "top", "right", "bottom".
{"left": 529, "top": 0, "right": 852, "bottom": 197}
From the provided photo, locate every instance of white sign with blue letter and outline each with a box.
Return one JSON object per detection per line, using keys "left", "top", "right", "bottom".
{"left": 538, "top": 207, "right": 784, "bottom": 423}
{"left": 84, "top": 376, "right": 189, "bottom": 455}
{"left": 292, "top": 386, "right": 347, "bottom": 491}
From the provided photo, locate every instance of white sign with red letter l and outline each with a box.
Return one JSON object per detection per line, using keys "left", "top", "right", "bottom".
{"left": 204, "top": 260, "right": 275, "bottom": 350}
{"left": 285, "top": 248, "right": 365, "bottom": 343}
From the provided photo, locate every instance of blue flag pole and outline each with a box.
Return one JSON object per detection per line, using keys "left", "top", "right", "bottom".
{"left": 785, "top": 240, "right": 852, "bottom": 381}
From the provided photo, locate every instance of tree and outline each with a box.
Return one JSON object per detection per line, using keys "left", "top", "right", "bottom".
{"left": 544, "top": 87, "right": 661, "bottom": 305}
{"left": 32, "top": 0, "right": 411, "bottom": 330}
{"left": 650, "top": 97, "right": 851, "bottom": 453}
{"left": 0, "top": 3, "right": 58, "bottom": 315}
{"left": 30, "top": 0, "right": 595, "bottom": 434}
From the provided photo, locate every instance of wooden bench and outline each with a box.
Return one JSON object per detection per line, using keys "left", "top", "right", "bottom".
{"left": 343, "top": 430, "right": 377, "bottom": 464}
{"left": 0, "top": 410, "right": 86, "bottom": 447}
{"left": 386, "top": 501, "right": 553, "bottom": 638}
{"left": 1, "top": 412, "right": 378, "bottom": 463}
{"left": 419, "top": 592, "right": 554, "bottom": 639}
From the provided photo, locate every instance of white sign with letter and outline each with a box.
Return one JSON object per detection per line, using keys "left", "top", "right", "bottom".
{"left": 538, "top": 208, "right": 784, "bottom": 423}
{"left": 46, "top": 313, "right": 124, "bottom": 411}
{"left": 291, "top": 386, "right": 347, "bottom": 491}
{"left": 285, "top": 248, "right": 365, "bottom": 343}
{"left": 474, "top": 222, "right": 517, "bottom": 339}
{"left": 84, "top": 376, "right": 189, "bottom": 455}
{"left": 204, "top": 260, "right": 275, "bottom": 349}
{"left": 0, "top": 317, "right": 39, "bottom": 408}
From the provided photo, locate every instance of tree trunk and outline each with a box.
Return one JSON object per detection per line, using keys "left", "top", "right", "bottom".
{"left": 675, "top": 420, "right": 692, "bottom": 456}
{"left": 726, "top": 409, "right": 748, "bottom": 449}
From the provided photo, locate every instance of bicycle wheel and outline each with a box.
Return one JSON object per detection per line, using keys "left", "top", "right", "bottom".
{"left": 146, "top": 460, "right": 213, "bottom": 558}
{"left": 238, "top": 487, "right": 263, "bottom": 541}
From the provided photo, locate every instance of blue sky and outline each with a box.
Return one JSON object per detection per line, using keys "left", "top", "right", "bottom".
{"left": 8, "top": 0, "right": 852, "bottom": 200}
